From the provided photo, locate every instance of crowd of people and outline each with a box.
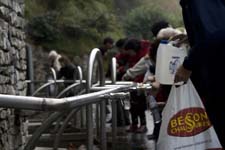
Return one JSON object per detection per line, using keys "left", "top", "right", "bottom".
{"left": 47, "top": 7, "right": 225, "bottom": 147}
{"left": 108, "top": 21, "right": 189, "bottom": 138}
{"left": 98, "top": 14, "right": 224, "bottom": 147}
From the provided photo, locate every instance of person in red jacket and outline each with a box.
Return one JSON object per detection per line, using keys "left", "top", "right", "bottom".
{"left": 115, "top": 38, "right": 130, "bottom": 81}
{"left": 123, "top": 38, "right": 150, "bottom": 133}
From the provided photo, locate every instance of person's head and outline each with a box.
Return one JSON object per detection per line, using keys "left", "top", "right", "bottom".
{"left": 58, "top": 55, "right": 71, "bottom": 67}
{"left": 48, "top": 50, "right": 58, "bottom": 62}
{"left": 151, "top": 20, "right": 170, "bottom": 37}
{"left": 115, "top": 38, "right": 128, "bottom": 52}
{"left": 103, "top": 37, "right": 114, "bottom": 50}
{"left": 123, "top": 38, "right": 141, "bottom": 56}
{"left": 156, "top": 27, "right": 182, "bottom": 40}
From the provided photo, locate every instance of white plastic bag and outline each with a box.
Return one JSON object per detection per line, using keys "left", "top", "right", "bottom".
{"left": 155, "top": 41, "right": 187, "bottom": 85}
{"left": 157, "top": 80, "right": 222, "bottom": 150}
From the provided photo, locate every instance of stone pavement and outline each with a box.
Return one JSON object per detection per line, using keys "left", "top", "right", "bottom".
{"left": 107, "top": 110, "right": 156, "bottom": 150}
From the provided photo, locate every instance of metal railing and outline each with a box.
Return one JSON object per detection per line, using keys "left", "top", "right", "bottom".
{"left": 0, "top": 48, "right": 151, "bottom": 150}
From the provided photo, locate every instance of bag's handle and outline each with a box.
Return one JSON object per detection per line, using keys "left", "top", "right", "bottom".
{"left": 174, "top": 81, "right": 187, "bottom": 88}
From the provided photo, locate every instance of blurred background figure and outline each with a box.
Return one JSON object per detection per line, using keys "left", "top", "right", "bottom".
{"left": 99, "top": 37, "right": 114, "bottom": 56}
{"left": 122, "top": 38, "right": 150, "bottom": 133}
{"left": 48, "top": 50, "right": 62, "bottom": 72}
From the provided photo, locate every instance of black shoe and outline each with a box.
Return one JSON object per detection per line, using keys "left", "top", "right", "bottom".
{"left": 136, "top": 125, "right": 148, "bottom": 133}
{"left": 147, "top": 134, "right": 156, "bottom": 140}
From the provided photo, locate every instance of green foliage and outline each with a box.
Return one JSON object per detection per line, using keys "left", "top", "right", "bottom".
{"left": 25, "top": 0, "right": 183, "bottom": 55}
{"left": 26, "top": 11, "right": 60, "bottom": 42}
{"left": 124, "top": 4, "right": 183, "bottom": 40}
{"left": 42, "top": 37, "right": 96, "bottom": 56}
{"left": 124, "top": 5, "right": 166, "bottom": 39}
{"left": 25, "top": 0, "right": 124, "bottom": 55}
{"left": 24, "top": 0, "right": 48, "bottom": 19}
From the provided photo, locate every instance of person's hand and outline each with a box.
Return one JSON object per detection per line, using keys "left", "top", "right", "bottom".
{"left": 150, "top": 81, "right": 160, "bottom": 97}
{"left": 144, "top": 54, "right": 149, "bottom": 59}
{"left": 170, "top": 34, "right": 189, "bottom": 47}
{"left": 170, "top": 34, "right": 187, "bottom": 41}
{"left": 147, "top": 75, "right": 155, "bottom": 82}
{"left": 152, "top": 81, "right": 160, "bottom": 89}
{"left": 122, "top": 74, "right": 130, "bottom": 81}
{"left": 174, "top": 65, "right": 192, "bottom": 83}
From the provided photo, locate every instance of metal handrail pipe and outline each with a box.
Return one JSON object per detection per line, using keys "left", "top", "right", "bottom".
{"left": 56, "top": 82, "right": 82, "bottom": 98}
{"left": 24, "top": 112, "right": 65, "bottom": 150}
{"left": 90, "top": 84, "right": 152, "bottom": 91}
{"left": 86, "top": 48, "right": 105, "bottom": 150}
{"left": 0, "top": 86, "right": 130, "bottom": 111}
{"left": 90, "top": 85, "right": 131, "bottom": 92}
{"left": 105, "top": 81, "right": 134, "bottom": 85}
{"left": 53, "top": 108, "right": 80, "bottom": 149}
{"left": 31, "top": 68, "right": 83, "bottom": 97}
{"left": 111, "top": 57, "right": 117, "bottom": 84}
{"left": 25, "top": 80, "right": 77, "bottom": 84}
{"left": 26, "top": 80, "right": 133, "bottom": 85}
{"left": 77, "top": 66, "right": 83, "bottom": 83}
{"left": 32, "top": 82, "right": 55, "bottom": 96}
{"left": 87, "top": 48, "right": 105, "bottom": 91}
{"left": 110, "top": 57, "right": 117, "bottom": 150}
{"left": 54, "top": 87, "right": 86, "bottom": 149}
{"left": 50, "top": 68, "right": 57, "bottom": 81}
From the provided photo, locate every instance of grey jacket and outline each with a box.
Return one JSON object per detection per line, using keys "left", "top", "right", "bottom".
{"left": 122, "top": 56, "right": 153, "bottom": 82}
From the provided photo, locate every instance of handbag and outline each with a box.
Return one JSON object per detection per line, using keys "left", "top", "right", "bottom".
{"left": 157, "top": 80, "right": 222, "bottom": 150}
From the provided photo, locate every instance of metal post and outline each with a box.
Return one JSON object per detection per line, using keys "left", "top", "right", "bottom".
{"left": 100, "top": 100, "right": 107, "bottom": 150}
{"left": 77, "top": 66, "right": 85, "bottom": 128}
{"left": 26, "top": 44, "right": 34, "bottom": 96}
{"left": 111, "top": 57, "right": 117, "bottom": 84}
{"left": 111, "top": 57, "right": 117, "bottom": 150}
{"left": 86, "top": 48, "right": 105, "bottom": 150}
{"left": 96, "top": 103, "right": 100, "bottom": 138}
{"left": 50, "top": 68, "right": 58, "bottom": 97}
{"left": 111, "top": 99, "right": 117, "bottom": 150}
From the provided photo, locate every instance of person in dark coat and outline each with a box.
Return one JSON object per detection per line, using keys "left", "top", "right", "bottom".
{"left": 57, "top": 55, "right": 78, "bottom": 97}
{"left": 175, "top": 0, "right": 225, "bottom": 147}
{"left": 115, "top": 38, "right": 130, "bottom": 80}
{"left": 112, "top": 38, "right": 131, "bottom": 126}
{"left": 58, "top": 55, "right": 77, "bottom": 82}
{"left": 123, "top": 38, "right": 150, "bottom": 133}
{"left": 99, "top": 37, "right": 114, "bottom": 56}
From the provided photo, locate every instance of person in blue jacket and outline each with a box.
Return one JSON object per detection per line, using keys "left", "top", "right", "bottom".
{"left": 175, "top": 0, "right": 225, "bottom": 147}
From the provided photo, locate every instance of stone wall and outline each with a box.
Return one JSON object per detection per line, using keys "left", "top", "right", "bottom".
{"left": 0, "top": 0, "right": 27, "bottom": 149}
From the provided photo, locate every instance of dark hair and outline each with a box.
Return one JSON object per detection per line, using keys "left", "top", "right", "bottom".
{"left": 151, "top": 20, "right": 169, "bottom": 37}
{"left": 59, "top": 55, "right": 71, "bottom": 65}
{"left": 149, "top": 39, "right": 161, "bottom": 62}
{"left": 103, "top": 37, "right": 114, "bottom": 45}
{"left": 115, "top": 38, "right": 128, "bottom": 48}
{"left": 123, "top": 38, "right": 141, "bottom": 52}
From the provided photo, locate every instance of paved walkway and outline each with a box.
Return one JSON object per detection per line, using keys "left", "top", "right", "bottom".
{"left": 107, "top": 110, "right": 156, "bottom": 150}
{"left": 33, "top": 108, "right": 157, "bottom": 150}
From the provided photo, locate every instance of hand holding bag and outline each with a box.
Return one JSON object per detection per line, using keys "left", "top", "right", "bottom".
{"left": 157, "top": 80, "right": 222, "bottom": 150}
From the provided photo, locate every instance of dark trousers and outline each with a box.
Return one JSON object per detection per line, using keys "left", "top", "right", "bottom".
{"left": 196, "top": 55, "right": 225, "bottom": 148}
{"left": 130, "top": 92, "right": 147, "bottom": 126}
{"left": 117, "top": 100, "right": 130, "bottom": 126}
{"left": 204, "top": 86, "right": 225, "bottom": 148}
